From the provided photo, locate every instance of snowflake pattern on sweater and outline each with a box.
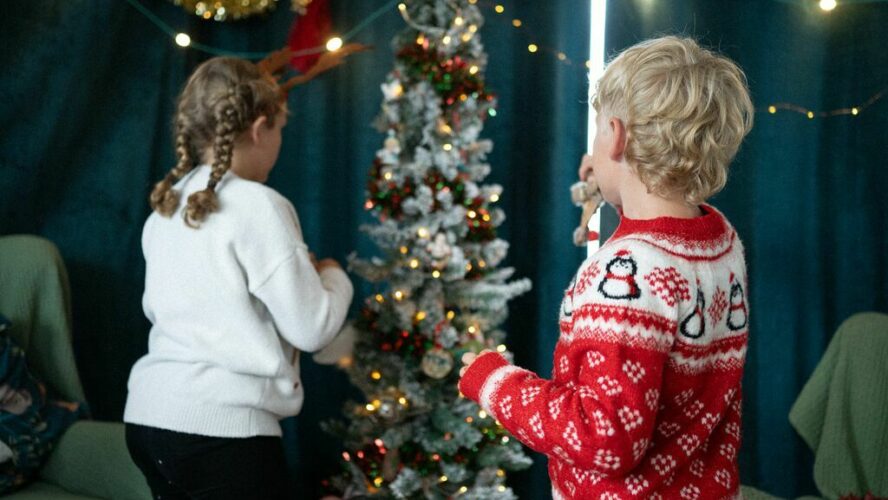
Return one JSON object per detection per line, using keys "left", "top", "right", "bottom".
{"left": 459, "top": 205, "right": 748, "bottom": 500}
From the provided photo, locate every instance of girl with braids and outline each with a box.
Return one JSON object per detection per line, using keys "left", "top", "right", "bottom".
{"left": 123, "top": 55, "right": 356, "bottom": 499}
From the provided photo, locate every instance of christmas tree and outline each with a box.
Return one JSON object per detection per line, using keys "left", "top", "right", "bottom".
{"left": 322, "top": 1, "right": 533, "bottom": 498}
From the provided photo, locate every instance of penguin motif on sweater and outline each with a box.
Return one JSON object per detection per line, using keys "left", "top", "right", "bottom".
{"left": 598, "top": 250, "right": 641, "bottom": 300}
{"left": 727, "top": 273, "right": 748, "bottom": 331}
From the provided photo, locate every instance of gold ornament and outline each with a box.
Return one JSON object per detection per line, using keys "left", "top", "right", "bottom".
{"left": 420, "top": 347, "right": 454, "bottom": 379}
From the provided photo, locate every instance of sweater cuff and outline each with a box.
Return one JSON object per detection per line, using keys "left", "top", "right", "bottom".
{"left": 458, "top": 352, "right": 510, "bottom": 402}
{"left": 319, "top": 266, "right": 354, "bottom": 301}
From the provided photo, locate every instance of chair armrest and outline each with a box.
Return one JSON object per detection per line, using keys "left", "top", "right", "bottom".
{"left": 40, "top": 420, "right": 151, "bottom": 500}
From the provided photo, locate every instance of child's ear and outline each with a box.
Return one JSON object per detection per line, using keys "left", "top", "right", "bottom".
{"left": 608, "top": 117, "right": 627, "bottom": 161}
{"left": 249, "top": 115, "right": 269, "bottom": 144}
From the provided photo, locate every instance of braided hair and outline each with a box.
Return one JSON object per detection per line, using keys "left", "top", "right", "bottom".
{"left": 149, "top": 57, "right": 283, "bottom": 228}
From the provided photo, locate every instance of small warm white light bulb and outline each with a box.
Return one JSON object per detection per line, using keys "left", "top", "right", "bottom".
{"left": 851, "top": 107, "right": 859, "bottom": 115}
{"left": 768, "top": 105, "right": 777, "bottom": 114}
{"left": 326, "top": 37, "right": 343, "bottom": 51}
{"left": 528, "top": 44, "right": 538, "bottom": 53}
{"left": 819, "top": 0, "right": 837, "bottom": 11}
{"left": 175, "top": 33, "right": 191, "bottom": 47}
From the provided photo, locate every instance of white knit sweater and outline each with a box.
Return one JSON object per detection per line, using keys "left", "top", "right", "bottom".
{"left": 124, "top": 166, "right": 354, "bottom": 438}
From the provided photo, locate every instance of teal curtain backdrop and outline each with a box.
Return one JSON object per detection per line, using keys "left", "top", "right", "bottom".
{"left": 1, "top": 1, "right": 886, "bottom": 498}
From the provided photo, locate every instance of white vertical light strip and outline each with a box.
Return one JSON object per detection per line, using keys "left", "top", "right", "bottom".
{"left": 586, "top": 0, "right": 607, "bottom": 257}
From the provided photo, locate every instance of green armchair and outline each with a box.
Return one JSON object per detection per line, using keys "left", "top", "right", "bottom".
{"left": 0, "top": 235, "right": 150, "bottom": 500}
{"left": 740, "top": 312, "right": 888, "bottom": 500}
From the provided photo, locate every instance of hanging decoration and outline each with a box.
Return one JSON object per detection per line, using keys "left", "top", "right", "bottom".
{"left": 168, "top": 0, "right": 278, "bottom": 22}
{"left": 287, "top": 0, "right": 331, "bottom": 71}
{"left": 168, "top": 0, "right": 315, "bottom": 22}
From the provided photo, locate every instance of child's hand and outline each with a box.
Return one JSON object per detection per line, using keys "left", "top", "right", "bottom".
{"left": 315, "top": 258, "right": 342, "bottom": 273}
{"left": 578, "top": 154, "right": 594, "bottom": 182}
{"left": 460, "top": 349, "right": 493, "bottom": 377}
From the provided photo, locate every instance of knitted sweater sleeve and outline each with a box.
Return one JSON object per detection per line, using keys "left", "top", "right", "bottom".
{"left": 240, "top": 188, "right": 354, "bottom": 353}
{"left": 459, "top": 243, "right": 688, "bottom": 476}
{"left": 253, "top": 251, "right": 354, "bottom": 353}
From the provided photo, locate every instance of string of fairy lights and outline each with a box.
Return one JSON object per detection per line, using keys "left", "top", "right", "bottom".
{"left": 126, "top": 0, "right": 887, "bottom": 120}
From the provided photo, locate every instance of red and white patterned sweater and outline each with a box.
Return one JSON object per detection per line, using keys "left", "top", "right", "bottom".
{"left": 459, "top": 205, "right": 748, "bottom": 500}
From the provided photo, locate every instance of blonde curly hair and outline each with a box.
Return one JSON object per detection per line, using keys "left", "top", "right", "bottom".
{"left": 150, "top": 57, "right": 284, "bottom": 228}
{"left": 592, "top": 36, "right": 754, "bottom": 205}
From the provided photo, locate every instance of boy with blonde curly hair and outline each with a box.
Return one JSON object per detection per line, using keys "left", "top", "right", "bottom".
{"left": 459, "top": 36, "right": 753, "bottom": 499}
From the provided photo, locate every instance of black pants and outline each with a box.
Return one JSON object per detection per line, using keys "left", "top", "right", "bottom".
{"left": 125, "top": 424, "right": 292, "bottom": 500}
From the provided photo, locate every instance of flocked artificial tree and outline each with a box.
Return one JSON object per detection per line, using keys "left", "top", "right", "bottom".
{"left": 323, "top": 1, "right": 533, "bottom": 498}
